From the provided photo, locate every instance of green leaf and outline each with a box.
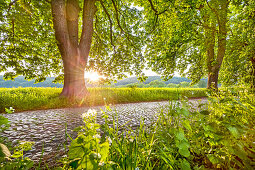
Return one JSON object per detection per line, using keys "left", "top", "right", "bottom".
{"left": 0, "top": 143, "right": 11, "bottom": 157}
{"left": 68, "top": 135, "right": 87, "bottom": 159}
{"left": 177, "top": 140, "right": 190, "bottom": 157}
{"left": 177, "top": 141, "right": 190, "bottom": 150}
{"left": 179, "top": 147, "right": 190, "bottom": 157}
{"left": 227, "top": 126, "right": 239, "bottom": 138}
{"left": 176, "top": 129, "right": 185, "bottom": 141}
{"left": 69, "top": 159, "right": 80, "bottom": 169}
{"left": 99, "top": 142, "right": 109, "bottom": 162}
{"left": 0, "top": 115, "right": 9, "bottom": 126}
{"left": 180, "top": 159, "right": 191, "bottom": 170}
{"left": 200, "top": 110, "right": 210, "bottom": 115}
{"left": 11, "top": 151, "right": 23, "bottom": 158}
{"left": 181, "top": 108, "right": 189, "bottom": 116}
{"left": 207, "top": 154, "right": 219, "bottom": 164}
{"left": 182, "top": 120, "right": 192, "bottom": 131}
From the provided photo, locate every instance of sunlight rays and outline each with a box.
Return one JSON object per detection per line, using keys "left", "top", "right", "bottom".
{"left": 85, "top": 71, "right": 102, "bottom": 82}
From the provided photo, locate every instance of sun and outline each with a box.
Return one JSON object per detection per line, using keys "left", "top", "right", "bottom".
{"left": 85, "top": 71, "right": 101, "bottom": 82}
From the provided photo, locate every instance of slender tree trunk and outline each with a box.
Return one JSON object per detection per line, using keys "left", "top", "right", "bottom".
{"left": 207, "top": 69, "right": 219, "bottom": 89}
{"left": 205, "top": 0, "right": 228, "bottom": 90}
{"left": 205, "top": 22, "right": 217, "bottom": 89}
{"left": 51, "top": 0, "right": 96, "bottom": 99}
{"left": 251, "top": 56, "right": 255, "bottom": 89}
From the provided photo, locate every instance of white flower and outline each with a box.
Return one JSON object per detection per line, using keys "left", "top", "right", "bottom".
{"left": 93, "top": 134, "right": 101, "bottom": 139}
{"left": 82, "top": 109, "right": 97, "bottom": 119}
{"left": 91, "top": 152, "right": 101, "bottom": 159}
{"left": 129, "top": 138, "right": 134, "bottom": 143}
{"left": 99, "top": 162, "right": 105, "bottom": 166}
{"left": 107, "top": 136, "right": 112, "bottom": 145}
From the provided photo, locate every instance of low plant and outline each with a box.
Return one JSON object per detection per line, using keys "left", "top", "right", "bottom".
{"left": 63, "top": 90, "right": 254, "bottom": 169}
{"left": 0, "top": 141, "right": 34, "bottom": 169}
{"left": 0, "top": 109, "right": 34, "bottom": 169}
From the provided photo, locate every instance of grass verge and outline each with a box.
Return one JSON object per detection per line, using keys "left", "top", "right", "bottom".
{"left": 0, "top": 87, "right": 207, "bottom": 113}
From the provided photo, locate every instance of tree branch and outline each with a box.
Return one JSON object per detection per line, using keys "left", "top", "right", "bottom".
{"left": 99, "top": 0, "right": 115, "bottom": 49}
{"left": 206, "top": 0, "right": 220, "bottom": 25}
{"left": 147, "top": 0, "right": 169, "bottom": 34}
{"left": 8, "top": 0, "right": 18, "bottom": 12}
{"left": 79, "top": 0, "right": 97, "bottom": 61}
{"left": 111, "top": 0, "right": 124, "bottom": 33}
{"left": 66, "top": 0, "right": 79, "bottom": 48}
{"left": 51, "top": 0, "right": 71, "bottom": 58}
{"left": 147, "top": 0, "right": 168, "bottom": 15}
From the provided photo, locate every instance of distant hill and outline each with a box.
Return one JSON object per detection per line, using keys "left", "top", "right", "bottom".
{"left": 115, "top": 76, "right": 191, "bottom": 86}
{"left": 0, "top": 75, "right": 200, "bottom": 88}
{"left": 0, "top": 76, "right": 63, "bottom": 88}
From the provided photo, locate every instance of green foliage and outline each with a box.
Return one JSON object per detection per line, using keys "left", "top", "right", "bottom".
{"left": 5, "top": 107, "right": 14, "bottom": 114}
{"left": 149, "top": 80, "right": 166, "bottom": 87}
{"left": 0, "top": 115, "right": 10, "bottom": 145}
{"left": 0, "top": 141, "right": 34, "bottom": 169}
{"left": 220, "top": 0, "right": 255, "bottom": 86}
{"left": 0, "top": 0, "right": 61, "bottom": 82}
{"left": 63, "top": 89, "right": 254, "bottom": 169}
{"left": 0, "top": 87, "right": 207, "bottom": 112}
{"left": 62, "top": 109, "right": 112, "bottom": 169}
{"left": 0, "top": 116, "right": 9, "bottom": 132}
{"left": 0, "top": 115, "right": 34, "bottom": 169}
{"left": 0, "top": 0, "right": 146, "bottom": 83}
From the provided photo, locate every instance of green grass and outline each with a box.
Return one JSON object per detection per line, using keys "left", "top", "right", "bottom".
{"left": 0, "top": 87, "right": 207, "bottom": 113}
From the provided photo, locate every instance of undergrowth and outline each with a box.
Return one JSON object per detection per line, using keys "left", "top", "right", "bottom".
{"left": 61, "top": 89, "right": 254, "bottom": 169}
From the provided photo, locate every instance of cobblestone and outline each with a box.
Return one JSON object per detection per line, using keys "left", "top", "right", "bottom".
{"left": 1, "top": 99, "right": 206, "bottom": 162}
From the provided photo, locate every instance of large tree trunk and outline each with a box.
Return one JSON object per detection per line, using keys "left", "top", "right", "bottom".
{"left": 60, "top": 52, "right": 88, "bottom": 98}
{"left": 51, "top": 0, "right": 96, "bottom": 99}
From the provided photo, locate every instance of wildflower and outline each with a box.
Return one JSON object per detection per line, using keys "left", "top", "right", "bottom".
{"left": 93, "top": 134, "right": 101, "bottom": 139}
{"left": 107, "top": 136, "right": 112, "bottom": 145}
{"left": 91, "top": 152, "right": 101, "bottom": 159}
{"left": 99, "top": 162, "right": 105, "bottom": 166}
{"left": 129, "top": 138, "right": 134, "bottom": 142}
{"left": 82, "top": 109, "right": 97, "bottom": 119}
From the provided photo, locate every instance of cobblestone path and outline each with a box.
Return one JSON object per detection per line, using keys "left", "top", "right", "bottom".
{"left": 1, "top": 99, "right": 206, "bottom": 164}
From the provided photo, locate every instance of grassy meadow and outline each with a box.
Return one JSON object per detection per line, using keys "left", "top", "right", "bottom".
{"left": 0, "top": 87, "right": 207, "bottom": 113}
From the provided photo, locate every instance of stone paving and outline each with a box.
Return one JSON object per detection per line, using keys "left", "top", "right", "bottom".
{"left": 1, "top": 99, "right": 206, "bottom": 163}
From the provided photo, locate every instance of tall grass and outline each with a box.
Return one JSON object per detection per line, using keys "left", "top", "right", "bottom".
{"left": 0, "top": 87, "right": 207, "bottom": 112}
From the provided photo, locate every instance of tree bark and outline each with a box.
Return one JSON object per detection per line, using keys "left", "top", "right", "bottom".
{"left": 251, "top": 56, "right": 255, "bottom": 89}
{"left": 61, "top": 54, "right": 88, "bottom": 98}
{"left": 207, "top": 68, "right": 219, "bottom": 89}
{"left": 51, "top": 0, "right": 96, "bottom": 99}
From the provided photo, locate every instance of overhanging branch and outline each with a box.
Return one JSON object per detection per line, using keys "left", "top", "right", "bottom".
{"left": 8, "top": 0, "right": 18, "bottom": 12}
{"left": 111, "top": 0, "right": 124, "bottom": 33}
{"left": 147, "top": 0, "right": 169, "bottom": 33}
{"left": 99, "top": 0, "right": 115, "bottom": 50}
